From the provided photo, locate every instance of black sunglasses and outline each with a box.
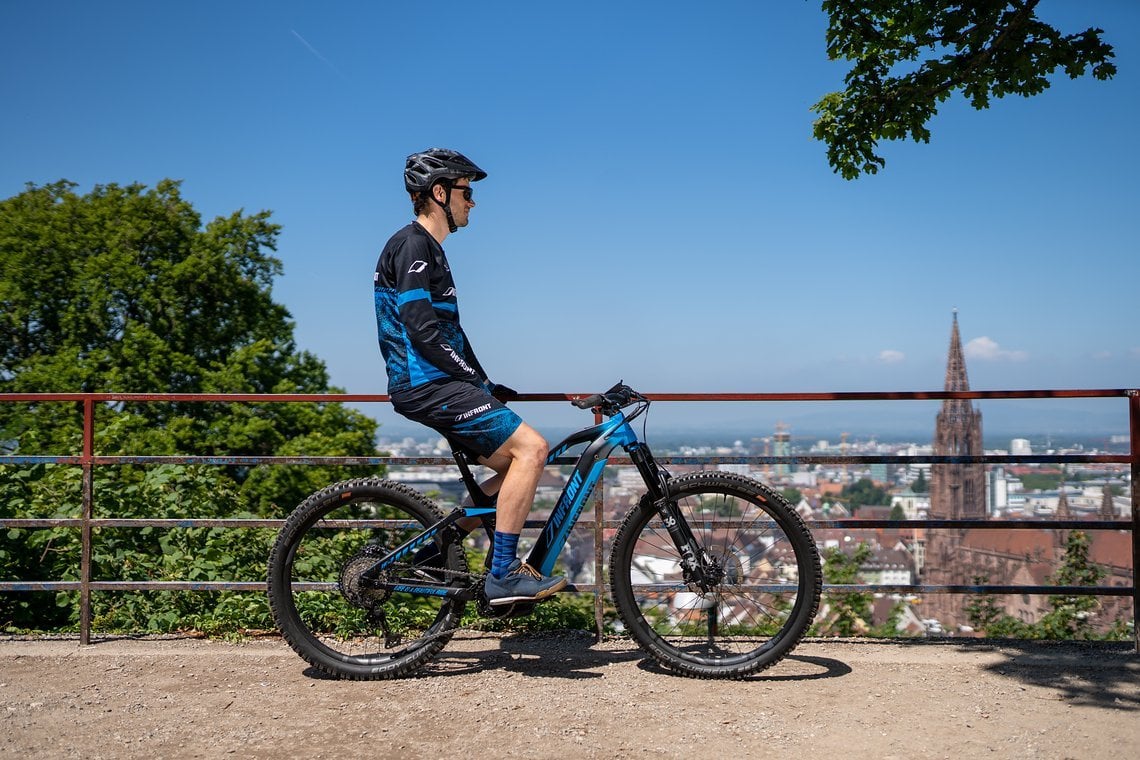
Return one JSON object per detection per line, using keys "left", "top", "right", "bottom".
{"left": 449, "top": 183, "right": 473, "bottom": 202}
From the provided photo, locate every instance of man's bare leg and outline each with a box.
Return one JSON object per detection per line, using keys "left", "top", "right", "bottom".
{"left": 477, "top": 424, "right": 566, "bottom": 602}
{"left": 476, "top": 423, "right": 548, "bottom": 534}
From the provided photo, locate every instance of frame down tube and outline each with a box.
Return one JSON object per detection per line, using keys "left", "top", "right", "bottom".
{"left": 526, "top": 413, "right": 636, "bottom": 576}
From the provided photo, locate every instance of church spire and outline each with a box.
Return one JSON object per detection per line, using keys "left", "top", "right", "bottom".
{"left": 944, "top": 309, "right": 970, "bottom": 392}
{"left": 940, "top": 310, "right": 975, "bottom": 424}
{"left": 1056, "top": 478, "right": 1072, "bottom": 519}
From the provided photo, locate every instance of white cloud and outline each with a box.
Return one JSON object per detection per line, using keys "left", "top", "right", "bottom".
{"left": 965, "top": 336, "right": 1029, "bottom": 362}
{"left": 878, "top": 349, "right": 905, "bottom": 364}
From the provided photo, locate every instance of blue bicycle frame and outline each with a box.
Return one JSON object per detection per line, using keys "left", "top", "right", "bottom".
{"left": 524, "top": 411, "right": 637, "bottom": 575}
{"left": 363, "top": 408, "right": 659, "bottom": 599}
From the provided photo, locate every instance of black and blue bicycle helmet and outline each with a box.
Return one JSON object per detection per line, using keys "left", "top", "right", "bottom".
{"left": 404, "top": 148, "right": 487, "bottom": 194}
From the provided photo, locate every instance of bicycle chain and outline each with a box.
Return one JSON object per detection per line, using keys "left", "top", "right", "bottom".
{"left": 339, "top": 547, "right": 491, "bottom": 648}
{"left": 339, "top": 547, "right": 542, "bottom": 648}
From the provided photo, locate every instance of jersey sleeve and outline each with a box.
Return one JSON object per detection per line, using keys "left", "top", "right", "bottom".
{"left": 459, "top": 324, "right": 490, "bottom": 385}
{"left": 391, "top": 240, "right": 483, "bottom": 384}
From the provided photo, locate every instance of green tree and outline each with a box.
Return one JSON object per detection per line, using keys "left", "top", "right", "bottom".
{"left": 781, "top": 487, "right": 803, "bottom": 505}
{"left": 965, "top": 537, "right": 1126, "bottom": 641}
{"left": 1019, "top": 472, "right": 1061, "bottom": 492}
{"left": 819, "top": 542, "right": 874, "bottom": 636}
{"left": 1037, "top": 530, "right": 1104, "bottom": 639}
{"left": 911, "top": 469, "right": 928, "bottom": 493}
{"left": 0, "top": 180, "right": 381, "bottom": 632}
{"left": 812, "top": 1, "right": 1117, "bottom": 179}
{"left": 0, "top": 180, "right": 377, "bottom": 499}
{"left": 964, "top": 573, "right": 1028, "bottom": 637}
{"left": 839, "top": 478, "right": 890, "bottom": 514}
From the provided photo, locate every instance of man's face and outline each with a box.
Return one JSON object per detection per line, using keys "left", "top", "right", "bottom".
{"left": 446, "top": 180, "right": 475, "bottom": 228}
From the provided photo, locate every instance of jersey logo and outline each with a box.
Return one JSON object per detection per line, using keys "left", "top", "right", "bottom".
{"left": 441, "top": 287, "right": 456, "bottom": 297}
{"left": 408, "top": 260, "right": 428, "bottom": 274}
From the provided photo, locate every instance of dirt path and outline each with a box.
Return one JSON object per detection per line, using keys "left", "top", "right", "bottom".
{"left": 2, "top": 634, "right": 1137, "bottom": 759}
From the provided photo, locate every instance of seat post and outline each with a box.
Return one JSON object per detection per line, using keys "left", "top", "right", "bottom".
{"left": 451, "top": 448, "right": 496, "bottom": 508}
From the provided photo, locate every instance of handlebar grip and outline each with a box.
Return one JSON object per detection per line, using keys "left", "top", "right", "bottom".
{"left": 571, "top": 394, "right": 603, "bottom": 409}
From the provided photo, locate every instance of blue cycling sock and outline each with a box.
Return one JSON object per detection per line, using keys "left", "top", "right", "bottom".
{"left": 491, "top": 531, "right": 520, "bottom": 579}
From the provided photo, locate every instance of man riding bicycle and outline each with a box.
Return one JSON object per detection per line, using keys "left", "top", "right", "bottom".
{"left": 373, "top": 148, "right": 566, "bottom": 605}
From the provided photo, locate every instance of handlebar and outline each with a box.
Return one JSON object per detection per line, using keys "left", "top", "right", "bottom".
{"left": 570, "top": 394, "right": 604, "bottom": 410}
{"left": 570, "top": 381, "right": 646, "bottom": 415}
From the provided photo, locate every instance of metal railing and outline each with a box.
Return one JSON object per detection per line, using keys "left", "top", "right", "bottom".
{"left": 1, "top": 389, "right": 1136, "bottom": 648}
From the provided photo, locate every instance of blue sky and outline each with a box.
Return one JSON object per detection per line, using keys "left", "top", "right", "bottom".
{"left": 2, "top": 2, "right": 1137, "bottom": 437}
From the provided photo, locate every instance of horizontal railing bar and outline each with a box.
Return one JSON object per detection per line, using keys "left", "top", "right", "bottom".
{"left": 0, "top": 580, "right": 602, "bottom": 593}
{"left": 2, "top": 454, "right": 1131, "bottom": 466}
{"left": 1, "top": 517, "right": 1131, "bottom": 531}
{"left": 826, "top": 584, "right": 1134, "bottom": 596}
{"left": 808, "top": 519, "right": 1134, "bottom": 530}
{"left": 642, "top": 455, "right": 1130, "bottom": 467}
{"left": 627, "top": 583, "right": 1133, "bottom": 596}
{"left": 0, "top": 583, "right": 1115, "bottom": 597}
{"left": 2, "top": 389, "right": 1135, "bottom": 403}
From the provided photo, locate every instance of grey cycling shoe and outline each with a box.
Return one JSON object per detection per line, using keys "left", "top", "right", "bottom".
{"left": 484, "top": 560, "right": 567, "bottom": 605}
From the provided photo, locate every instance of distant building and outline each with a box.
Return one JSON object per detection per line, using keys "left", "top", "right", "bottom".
{"left": 772, "top": 422, "right": 791, "bottom": 477}
{"left": 917, "top": 313, "right": 1133, "bottom": 633}
{"left": 890, "top": 487, "right": 929, "bottom": 520}
{"left": 923, "top": 311, "right": 987, "bottom": 626}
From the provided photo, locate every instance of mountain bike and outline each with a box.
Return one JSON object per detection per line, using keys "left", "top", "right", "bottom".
{"left": 267, "top": 382, "right": 821, "bottom": 680}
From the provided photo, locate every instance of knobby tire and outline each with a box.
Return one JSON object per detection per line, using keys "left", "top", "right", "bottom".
{"left": 610, "top": 471, "right": 821, "bottom": 679}
{"left": 267, "top": 478, "right": 466, "bottom": 680}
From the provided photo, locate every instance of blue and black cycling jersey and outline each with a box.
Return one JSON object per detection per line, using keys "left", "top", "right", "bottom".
{"left": 374, "top": 222, "right": 488, "bottom": 394}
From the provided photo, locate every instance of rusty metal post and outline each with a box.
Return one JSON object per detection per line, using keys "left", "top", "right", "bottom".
{"left": 1130, "top": 391, "right": 1139, "bottom": 653}
{"left": 79, "top": 397, "right": 95, "bottom": 645}
{"left": 592, "top": 410, "right": 605, "bottom": 641}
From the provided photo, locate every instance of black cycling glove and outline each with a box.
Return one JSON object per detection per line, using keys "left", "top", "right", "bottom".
{"left": 488, "top": 383, "right": 518, "bottom": 402}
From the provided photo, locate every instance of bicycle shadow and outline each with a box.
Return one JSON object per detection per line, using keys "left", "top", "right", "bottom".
{"left": 304, "top": 632, "right": 852, "bottom": 682}
{"left": 418, "top": 632, "right": 641, "bottom": 680}
{"left": 634, "top": 653, "right": 852, "bottom": 682}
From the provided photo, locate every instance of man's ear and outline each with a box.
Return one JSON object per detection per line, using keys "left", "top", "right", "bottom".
{"left": 431, "top": 182, "right": 448, "bottom": 203}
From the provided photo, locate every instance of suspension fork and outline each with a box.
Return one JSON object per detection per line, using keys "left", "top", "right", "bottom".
{"left": 627, "top": 443, "right": 715, "bottom": 587}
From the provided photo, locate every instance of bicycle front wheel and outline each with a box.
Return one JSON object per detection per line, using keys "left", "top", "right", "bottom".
{"left": 267, "top": 478, "right": 467, "bottom": 680}
{"left": 610, "top": 471, "right": 821, "bottom": 679}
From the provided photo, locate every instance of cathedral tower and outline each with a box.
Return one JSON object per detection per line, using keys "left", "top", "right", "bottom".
{"left": 924, "top": 311, "right": 987, "bottom": 626}
{"left": 929, "top": 311, "right": 986, "bottom": 521}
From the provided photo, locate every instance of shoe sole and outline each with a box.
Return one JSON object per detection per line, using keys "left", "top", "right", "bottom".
{"left": 486, "top": 577, "right": 568, "bottom": 606}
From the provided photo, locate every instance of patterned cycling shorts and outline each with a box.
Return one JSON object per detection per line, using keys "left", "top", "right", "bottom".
{"left": 390, "top": 380, "right": 523, "bottom": 460}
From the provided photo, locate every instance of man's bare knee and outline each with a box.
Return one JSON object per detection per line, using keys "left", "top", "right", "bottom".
{"left": 500, "top": 425, "right": 547, "bottom": 471}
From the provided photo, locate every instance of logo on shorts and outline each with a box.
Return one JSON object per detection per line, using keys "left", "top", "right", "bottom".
{"left": 441, "top": 287, "right": 456, "bottom": 297}
{"left": 408, "top": 260, "right": 428, "bottom": 274}
{"left": 455, "top": 403, "right": 492, "bottom": 422}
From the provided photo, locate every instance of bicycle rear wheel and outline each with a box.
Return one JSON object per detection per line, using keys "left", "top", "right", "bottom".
{"left": 610, "top": 471, "right": 821, "bottom": 679}
{"left": 267, "top": 478, "right": 467, "bottom": 680}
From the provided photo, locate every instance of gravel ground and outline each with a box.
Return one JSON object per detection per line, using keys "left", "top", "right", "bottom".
{"left": 1, "top": 633, "right": 1137, "bottom": 759}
